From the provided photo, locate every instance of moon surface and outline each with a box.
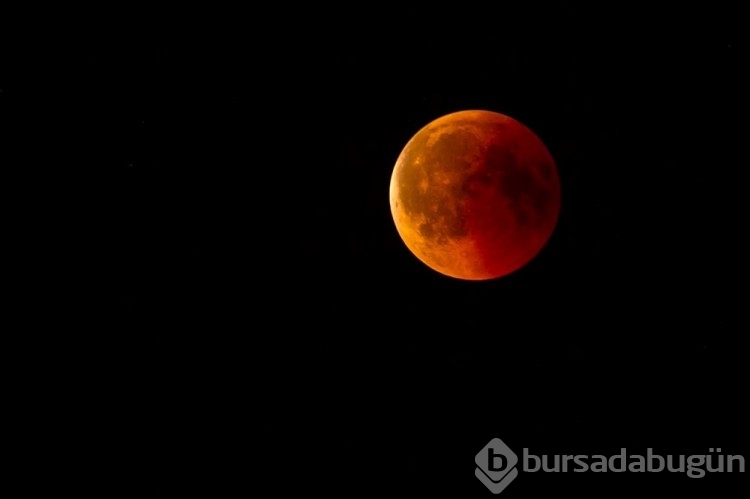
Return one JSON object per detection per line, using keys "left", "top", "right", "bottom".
{"left": 389, "top": 110, "right": 560, "bottom": 280}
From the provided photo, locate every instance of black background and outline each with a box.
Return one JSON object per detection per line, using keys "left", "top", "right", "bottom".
{"left": 12, "top": 9, "right": 747, "bottom": 496}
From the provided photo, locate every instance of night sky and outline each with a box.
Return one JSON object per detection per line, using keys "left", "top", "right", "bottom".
{"left": 28, "top": 14, "right": 747, "bottom": 496}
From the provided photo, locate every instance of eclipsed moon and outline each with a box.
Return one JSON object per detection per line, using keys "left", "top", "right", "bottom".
{"left": 389, "top": 110, "right": 561, "bottom": 280}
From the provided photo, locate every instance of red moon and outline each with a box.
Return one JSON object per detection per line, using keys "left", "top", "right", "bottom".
{"left": 389, "top": 110, "right": 561, "bottom": 280}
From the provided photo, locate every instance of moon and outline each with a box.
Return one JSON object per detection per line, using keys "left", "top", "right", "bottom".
{"left": 389, "top": 110, "right": 561, "bottom": 280}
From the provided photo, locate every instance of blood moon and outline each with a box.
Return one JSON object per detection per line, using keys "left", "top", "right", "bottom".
{"left": 389, "top": 110, "right": 560, "bottom": 280}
